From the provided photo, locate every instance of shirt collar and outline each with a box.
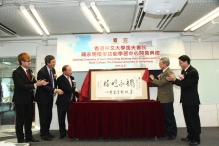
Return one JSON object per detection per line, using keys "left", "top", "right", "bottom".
{"left": 64, "top": 74, "right": 69, "bottom": 78}
{"left": 21, "top": 66, "right": 28, "bottom": 72}
{"left": 46, "top": 65, "right": 52, "bottom": 72}
{"left": 162, "top": 67, "right": 168, "bottom": 73}
{"left": 184, "top": 65, "right": 190, "bottom": 71}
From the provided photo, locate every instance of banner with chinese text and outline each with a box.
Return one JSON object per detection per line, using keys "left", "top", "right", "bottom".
{"left": 57, "top": 33, "right": 185, "bottom": 72}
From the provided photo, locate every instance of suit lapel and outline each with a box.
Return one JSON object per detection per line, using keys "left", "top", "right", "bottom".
{"left": 160, "top": 67, "right": 169, "bottom": 79}
{"left": 43, "top": 65, "right": 54, "bottom": 87}
{"left": 18, "top": 66, "right": 30, "bottom": 82}
{"left": 163, "top": 67, "right": 169, "bottom": 75}
{"left": 184, "top": 65, "right": 192, "bottom": 76}
{"left": 62, "top": 75, "right": 72, "bottom": 87}
{"left": 43, "top": 65, "right": 50, "bottom": 79}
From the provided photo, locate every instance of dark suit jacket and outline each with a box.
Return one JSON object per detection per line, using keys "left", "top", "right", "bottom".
{"left": 56, "top": 74, "right": 78, "bottom": 106}
{"left": 12, "top": 66, "right": 36, "bottom": 104}
{"left": 174, "top": 65, "right": 200, "bottom": 106}
{"left": 35, "top": 65, "right": 57, "bottom": 105}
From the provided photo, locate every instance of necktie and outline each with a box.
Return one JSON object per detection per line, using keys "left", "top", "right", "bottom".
{"left": 68, "top": 77, "right": 72, "bottom": 87}
{"left": 49, "top": 69, "right": 54, "bottom": 88}
{"left": 26, "top": 70, "right": 31, "bottom": 81}
{"left": 68, "top": 77, "right": 73, "bottom": 101}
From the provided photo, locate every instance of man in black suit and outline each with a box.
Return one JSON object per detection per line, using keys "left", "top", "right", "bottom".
{"left": 12, "top": 52, "right": 48, "bottom": 143}
{"left": 166, "top": 55, "right": 201, "bottom": 146}
{"left": 35, "top": 55, "right": 63, "bottom": 141}
{"left": 56, "top": 65, "right": 80, "bottom": 139}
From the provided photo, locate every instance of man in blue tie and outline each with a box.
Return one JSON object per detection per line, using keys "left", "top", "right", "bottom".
{"left": 56, "top": 65, "right": 80, "bottom": 139}
{"left": 35, "top": 55, "right": 63, "bottom": 141}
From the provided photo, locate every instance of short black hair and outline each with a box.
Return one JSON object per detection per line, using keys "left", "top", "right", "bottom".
{"left": 45, "top": 55, "right": 55, "bottom": 65}
{"left": 62, "top": 65, "right": 69, "bottom": 72}
{"left": 178, "top": 55, "right": 190, "bottom": 64}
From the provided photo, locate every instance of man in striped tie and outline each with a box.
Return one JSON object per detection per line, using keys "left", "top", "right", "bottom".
{"left": 35, "top": 55, "right": 63, "bottom": 141}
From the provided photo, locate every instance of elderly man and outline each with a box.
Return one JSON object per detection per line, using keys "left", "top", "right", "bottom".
{"left": 150, "top": 57, "right": 177, "bottom": 140}
{"left": 56, "top": 65, "right": 80, "bottom": 139}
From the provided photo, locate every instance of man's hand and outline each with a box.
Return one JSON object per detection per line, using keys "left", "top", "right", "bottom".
{"left": 56, "top": 89, "right": 64, "bottom": 95}
{"left": 41, "top": 80, "right": 49, "bottom": 86}
{"left": 35, "top": 80, "right": 43, "bottom": 86}
{"left": 166, "top": 72, "right": 176, "bottom": 81}
{"left": 149, "top": 74, "right": 154, "bottom": 80}
{"left": 76, "top": 89, "right": 81, "bottom": 94}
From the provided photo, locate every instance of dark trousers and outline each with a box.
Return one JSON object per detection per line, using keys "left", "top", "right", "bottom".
{"left": 57, "top": 104, "right": 71, "bottom": 135}
{"left": 182, "top": 105, "right": 201, "bottom": 142}
{"left": 15, "top": 102, "right": 33, "bottom": 141}
{"left": 161, "top": 102, "right": 177, "bottom": 136}
{"left": 37, "top": 97, "right": 53, "bottom": 136}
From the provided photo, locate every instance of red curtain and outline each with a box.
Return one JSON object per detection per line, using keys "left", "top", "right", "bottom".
{"left": 68, "top": 101, "right": 164, "bottom": 139}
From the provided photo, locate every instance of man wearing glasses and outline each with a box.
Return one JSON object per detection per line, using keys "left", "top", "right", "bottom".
{"left": 12, "top": 52, "right": 48, "bottom": 143}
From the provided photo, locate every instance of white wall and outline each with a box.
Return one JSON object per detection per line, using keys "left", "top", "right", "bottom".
{"left": 0, "top": 42, "right": 37, "bottom": 57}
{"left": 1, "top": 35, "right": 219, "bottom": 129}
{"left": 180, "top": 40, "right": 219, "bottom": 127}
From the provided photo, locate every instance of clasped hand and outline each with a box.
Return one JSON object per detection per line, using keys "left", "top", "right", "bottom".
{"left": 35, "top": 80, "right": 49, "bottom": 86}
{"left": 166, "top": 72, "right": 176, "bottom": 81}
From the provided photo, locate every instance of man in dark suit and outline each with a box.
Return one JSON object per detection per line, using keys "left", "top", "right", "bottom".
{"left": 12, "top": 52, "right": 48, "bottom": 143}
{"left": 56, "top": 65, "right": 80, "bottom": 139}
{"left": 166, "top": 55, "right": 201, "bottom": 146}
{"left": 35, "top": 55, "right": 63, "bottom": 141}
{"left": 150, "top": 57, "right": 177, "bottom": 140}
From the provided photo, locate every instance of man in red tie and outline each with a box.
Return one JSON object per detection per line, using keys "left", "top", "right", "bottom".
{"left": 12, "top": 52, "right": 48, "bottom": 143}
{"left": 56, "top": 65, "right": 80, "bottom": 139}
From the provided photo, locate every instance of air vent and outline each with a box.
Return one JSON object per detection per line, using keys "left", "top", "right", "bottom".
{"left": 133, "top": 2, "right": 145, "bottom": 30}
{"left": 157, "top": 13, "right": 175, "bottom": 30}
{"left": 0, "top": 23, "right": 16, "bottom": 36}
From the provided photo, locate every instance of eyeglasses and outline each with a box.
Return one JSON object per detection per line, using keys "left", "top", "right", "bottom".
{"left": 24, "top": 60, "right": 31, "bottom": 63}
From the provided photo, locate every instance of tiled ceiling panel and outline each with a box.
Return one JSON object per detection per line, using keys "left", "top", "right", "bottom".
{"left": 35, "top": 3, "right": 98, "bottom": 34}
{"left": 163, "top": 0, "right": 219, "bottom": 31}
{"left": 0, "top": 6, "right": 39, "bottom": 36}
{"left": 96, "top": 1, "right": 137, "bottom": 32}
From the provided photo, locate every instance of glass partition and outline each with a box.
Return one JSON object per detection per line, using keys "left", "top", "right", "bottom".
{"left": 0, "top": 57, "right": 36, "bottom": 130}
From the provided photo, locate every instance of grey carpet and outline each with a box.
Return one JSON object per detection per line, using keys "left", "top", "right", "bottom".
{"left": 0, "top": 128, "right": 219, "bottom": 146}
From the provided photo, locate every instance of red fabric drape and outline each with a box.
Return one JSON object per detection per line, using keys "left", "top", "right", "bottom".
{"left": 78, "top": 71, "right": 90, "bottom": 102}
{"left": 68, "top": 101, "right": 165, "bottom": 139}
{"left": 142, "top": 68, "right": 153, "bottom": 86}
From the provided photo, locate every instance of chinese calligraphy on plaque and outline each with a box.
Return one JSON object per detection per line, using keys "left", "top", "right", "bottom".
{"left": 96, "top": 73, "right": 143, "bottom": 100}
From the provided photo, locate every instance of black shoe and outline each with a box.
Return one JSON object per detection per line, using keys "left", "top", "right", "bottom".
{"left": 17, "top": 139, "right": 26, "bottom": 143}
{"left": 26, "top": 137, "right": 40, "bottom": 142}
{"left": 189, "top": 141, "right": 200, "bottom": 146}
{"left": 162, "top": 133, "right": 169, "bottom": 137}
{"left": 59, "top": 134, "right": 66, "bottom": 139}
{"left": 181, "top": 138, "right": 191, "bottom": 142}
{"left": 48, "top": 133, "right": 55, "bottom": 138}
{"left": 167, "top": 135, "right": 176, "bottom": 140}
{"left": 41, "top": 135, "right": 52, "bottom": 141}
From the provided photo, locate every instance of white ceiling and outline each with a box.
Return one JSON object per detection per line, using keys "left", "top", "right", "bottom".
{"left": 0, "top": 0, "right": 219, "bottom": 41}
